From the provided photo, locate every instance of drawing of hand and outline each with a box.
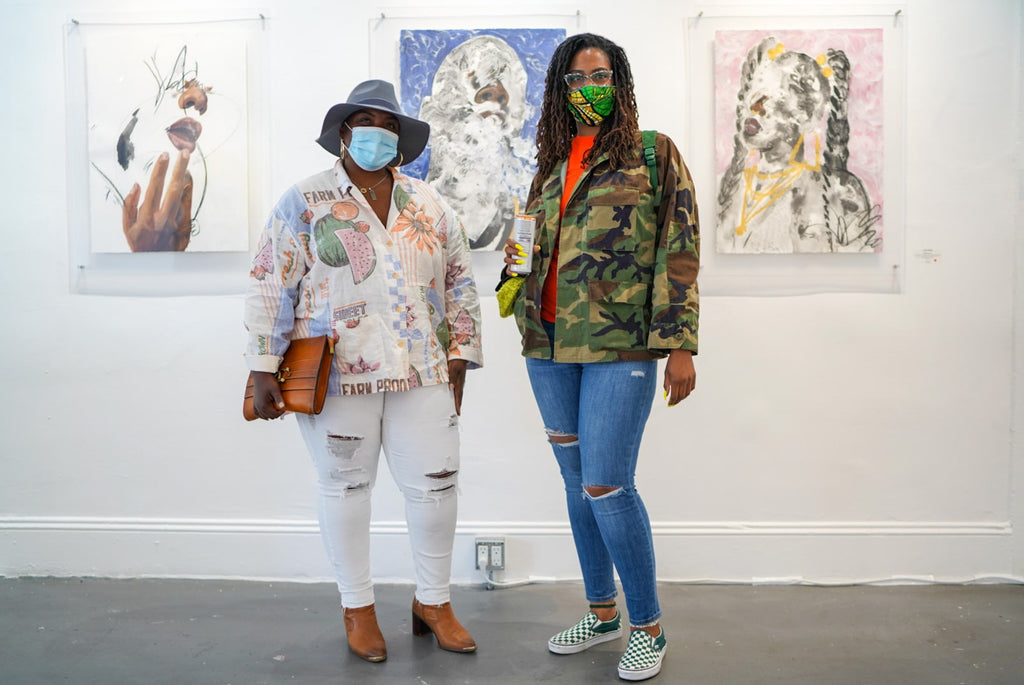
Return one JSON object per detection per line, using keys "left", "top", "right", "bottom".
{"left": 122, "top": 150, "right": 193, "bottom": 252}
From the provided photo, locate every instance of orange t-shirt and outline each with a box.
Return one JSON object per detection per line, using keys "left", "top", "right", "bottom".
{"left": 541, "top": 135, "right": 595, "bottom": 323}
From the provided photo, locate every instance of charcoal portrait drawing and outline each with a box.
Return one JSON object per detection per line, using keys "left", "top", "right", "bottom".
{"left": 400, "top": 28, "right": 564, "bottom": 251}
{"left": 714, "top": 30, "right": 883, "bottom": 254}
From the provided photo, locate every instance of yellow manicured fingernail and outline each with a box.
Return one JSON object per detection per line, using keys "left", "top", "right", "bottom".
{"left": 514, "top": 243, "right": 523, "bottom": 251}
{"left": 515, "top": 259, "right": 525, "bottom": 265}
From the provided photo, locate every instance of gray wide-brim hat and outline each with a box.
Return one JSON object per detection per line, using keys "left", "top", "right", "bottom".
{"left": 315, "top": 79, "right": 429, "bottom": 165}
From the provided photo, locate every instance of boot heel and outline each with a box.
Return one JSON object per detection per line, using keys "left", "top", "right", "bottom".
{"left": 411, "top": 611, "right": 432, "bottom": 637}
{"left": 411, "top": 599, "right": 476, "bottom": 652}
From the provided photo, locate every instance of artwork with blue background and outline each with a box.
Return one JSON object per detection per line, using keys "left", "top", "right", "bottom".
{"left": 400, "top": 28, "right": 565, "bottom": 250}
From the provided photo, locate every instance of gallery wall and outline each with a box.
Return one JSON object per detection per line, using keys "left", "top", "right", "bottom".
{"left": 0, "top": 0, "right": 1021, "bottom": 585}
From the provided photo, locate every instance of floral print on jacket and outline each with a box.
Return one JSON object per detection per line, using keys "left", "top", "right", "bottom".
{"left": 244, "top": 160, "right": 483, "bottom": 396}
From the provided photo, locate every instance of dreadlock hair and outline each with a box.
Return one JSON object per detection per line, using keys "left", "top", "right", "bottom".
{"left": 820, "top": 48, "right": 852, "bottom": 247}
{"left": 716, "top": 36, "right": 773, "bottom": 227}
{"left": 533, "top": 33, "right": 640, "bottom": 193}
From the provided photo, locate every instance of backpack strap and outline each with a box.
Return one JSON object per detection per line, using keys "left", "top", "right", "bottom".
{"left": 641, "top": 130, "right": 660, "bottom": 206}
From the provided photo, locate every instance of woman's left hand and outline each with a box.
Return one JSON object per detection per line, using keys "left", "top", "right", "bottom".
{"left": 663, "top": 350, "right": 696, "bottom": 407}
{"left": 448, "top": 359, "right": 469, "bottom": 415}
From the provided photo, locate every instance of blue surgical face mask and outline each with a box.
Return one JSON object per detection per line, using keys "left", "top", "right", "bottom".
{"left": 344, "top": 124, "right": 399, "bottom": 171}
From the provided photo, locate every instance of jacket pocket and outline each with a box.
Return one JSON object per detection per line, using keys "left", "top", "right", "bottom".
{"left": 333, "top": 314, "right": 401, "bottom": 375}
{"left": 586, "top": 280, "right": 649, "bottom": 351}
{"left": 584, "top": 188, "right": 640, "bottom": 252}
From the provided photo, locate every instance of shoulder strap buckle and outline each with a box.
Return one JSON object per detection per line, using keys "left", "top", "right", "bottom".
{"left": 641, "top": 130, "right": 660, "bottom": 206}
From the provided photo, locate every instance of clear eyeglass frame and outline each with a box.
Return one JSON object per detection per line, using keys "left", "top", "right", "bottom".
{"left": 563, "top": 70, "right": 614, "bottom": 90}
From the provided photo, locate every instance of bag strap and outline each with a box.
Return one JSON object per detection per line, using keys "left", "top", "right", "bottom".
{"left": 641, "top": 130, "right": 660, "bottom": 207}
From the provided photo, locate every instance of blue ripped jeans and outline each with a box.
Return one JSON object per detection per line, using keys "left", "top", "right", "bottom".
{"left": 525, "top": 327, "right": 661, "bottom": 627}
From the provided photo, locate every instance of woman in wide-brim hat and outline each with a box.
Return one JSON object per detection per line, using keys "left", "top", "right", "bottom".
{"left": 314, "top": 79, "right": 431, "bottom": 220}
{"left": 243, "top": 79, "right": 483, "bottom": 664}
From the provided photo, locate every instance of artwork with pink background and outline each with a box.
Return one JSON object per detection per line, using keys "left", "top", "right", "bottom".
{"left": 714, "top": 29, "right": 883, "bottom": 253}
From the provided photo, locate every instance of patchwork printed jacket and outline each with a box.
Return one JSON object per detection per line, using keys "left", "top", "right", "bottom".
{"left": 512, "top": 132, "right": 699, "bottom": 362}
{"left": 244, "top": 161, "right": 483, "bottom": 397}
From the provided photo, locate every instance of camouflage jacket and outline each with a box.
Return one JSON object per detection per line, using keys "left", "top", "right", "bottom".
{"left": 512, "top": 132, "right": 699, "bottom": 362}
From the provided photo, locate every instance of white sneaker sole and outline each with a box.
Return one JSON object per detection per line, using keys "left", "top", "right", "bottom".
{"left": 548, "top": 626, "right": 623, "bottom": 654}
{"left": 617, "top": 645, "right": 666, "bottom": 681}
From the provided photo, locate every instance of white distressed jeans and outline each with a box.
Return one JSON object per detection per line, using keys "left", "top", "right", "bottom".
{"left": 296, "top": 384, "right": 460, "bottom": 608}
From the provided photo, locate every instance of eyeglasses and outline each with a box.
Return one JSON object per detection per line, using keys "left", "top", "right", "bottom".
{"left": 563, "top": 70, "right": 614, "bottom": 90}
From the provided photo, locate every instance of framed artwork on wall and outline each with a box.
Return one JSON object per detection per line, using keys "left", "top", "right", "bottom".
{"left": 370, "top": 9, "right": 582, "bottom": 251}
{"left": 687, "top": 9, "right": 906, "bottom": 294}
{"left": 399, "top": 28, "right": 565, "bottom": 251}
{"left": 64, "top": 15, "right": 268, "bottom": 295}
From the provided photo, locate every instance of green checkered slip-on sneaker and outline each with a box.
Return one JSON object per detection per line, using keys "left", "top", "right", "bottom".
{"left": 617, "top": 628, "right": 667, "bottom": 681}
{"left": 547, "top": 610, "right": 623, "bottom": 654}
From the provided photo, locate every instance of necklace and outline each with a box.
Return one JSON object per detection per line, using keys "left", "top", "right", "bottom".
{"left": 734, "top": 134, "right": 820, "bottom": 237}
{"left": 358, "top": 172, "right": 390, "bottom": 201}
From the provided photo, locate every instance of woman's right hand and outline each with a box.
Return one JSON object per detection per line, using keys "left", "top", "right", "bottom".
{"left": 503, "top": 238, "right": 537, "bottom": 276}
{"left": 251, "top": 371, "right": 286, "bottom": 420}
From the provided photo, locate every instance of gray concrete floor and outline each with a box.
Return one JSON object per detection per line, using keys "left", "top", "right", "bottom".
{"left": 1, "top": 578, "right": 1022, "bottom": 684}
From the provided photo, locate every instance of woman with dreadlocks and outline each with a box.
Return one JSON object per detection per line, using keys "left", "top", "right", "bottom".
{"left": 498, "top": 33, "right": 699, "bottom": 681}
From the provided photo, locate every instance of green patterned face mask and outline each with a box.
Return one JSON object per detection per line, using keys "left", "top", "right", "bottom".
{"left": 566, "top": 85, "right": 616, "bottom": 126}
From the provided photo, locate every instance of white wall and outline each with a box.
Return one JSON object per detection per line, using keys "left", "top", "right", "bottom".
{"left": 1, "top": 0, "right": 1021, "bottom": 585}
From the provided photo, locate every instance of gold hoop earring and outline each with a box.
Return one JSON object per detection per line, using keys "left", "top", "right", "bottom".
{"left": 393, "top": 151, "right": 404, "bottom": 167}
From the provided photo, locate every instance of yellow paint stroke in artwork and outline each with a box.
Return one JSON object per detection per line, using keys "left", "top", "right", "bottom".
{"left": 734, "top": 134, "right": 821, "bottom": 237}
{"left": 816, "top": 54, "right": 834, "bottom": 79}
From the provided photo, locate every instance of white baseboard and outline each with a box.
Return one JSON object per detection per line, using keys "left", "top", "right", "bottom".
{"left": 1, "top": 517, "right": 1018, "bottom": 585}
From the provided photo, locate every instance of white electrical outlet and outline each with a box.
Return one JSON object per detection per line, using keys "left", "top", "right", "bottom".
{"left": 476, "top": 541, "right": 490, "bottom": 569}
{"left": 475, "top": 537, "right": 506, "bottom": 571}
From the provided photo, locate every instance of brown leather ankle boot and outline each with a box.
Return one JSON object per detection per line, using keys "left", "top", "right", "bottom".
{"left": 411, "top": 598, "right": 477, "bottom": 652}
{"left": 343, "top": 604, "right": 387, "bottom": 662}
